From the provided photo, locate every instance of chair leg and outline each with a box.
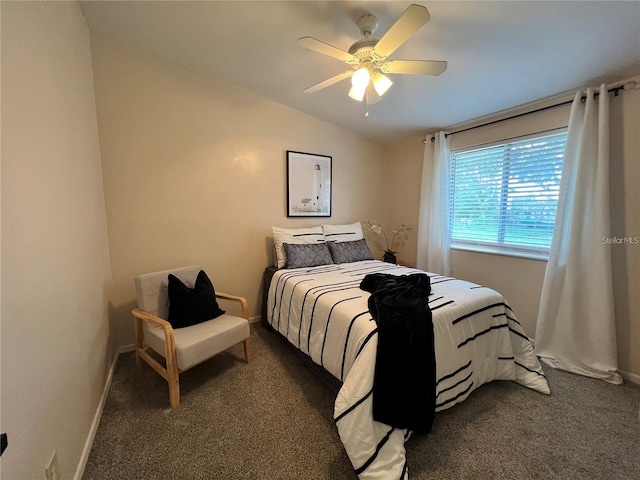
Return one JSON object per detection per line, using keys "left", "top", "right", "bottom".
{"left": 133, "top": 316, "right": 144, "bottom": 371}
{"left": 135, "top": 351, "right": 142, "bottom": 372}
{"left": 165, "top": 347, "right": 180, "bottom": 408}
{"left": 244, "top": 337, "right": 252, "bottom": 363}
{"left": 168, "top": 373, "right": 180, "bottom": 409}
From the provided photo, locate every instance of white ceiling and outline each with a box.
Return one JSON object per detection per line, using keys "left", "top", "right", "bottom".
{"left": 80, "top": 1, "right": 640, "bottom": 145}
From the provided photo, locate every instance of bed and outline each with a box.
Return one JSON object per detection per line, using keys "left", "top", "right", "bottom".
{"left": 265, "top": 259, "right": 550, "bottom": 479}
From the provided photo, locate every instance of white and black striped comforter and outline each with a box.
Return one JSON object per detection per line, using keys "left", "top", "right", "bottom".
{"left": 266, "top": 260, "right": 550, "bottom": 479}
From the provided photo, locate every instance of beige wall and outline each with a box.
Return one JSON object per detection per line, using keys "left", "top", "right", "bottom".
{"left": 387, "top": 89, "right": 639, "bottom": 378}
{"left": 1, "top": 2, "right": 113, "bottom": 479}
{"left": 380, "top": 139, "right": 424, "bottom": 266}
{"left": 89, "top": 33, "right": 389, "bottom": 347}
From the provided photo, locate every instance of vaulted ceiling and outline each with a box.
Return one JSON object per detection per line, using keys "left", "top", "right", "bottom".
{"left": 80, "top": 1, "right": 640, "bottom": 144}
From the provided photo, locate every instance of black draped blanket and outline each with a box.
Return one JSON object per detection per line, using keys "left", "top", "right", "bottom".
{"left": 360, "top": 273, "right": 436, "bottom": 434}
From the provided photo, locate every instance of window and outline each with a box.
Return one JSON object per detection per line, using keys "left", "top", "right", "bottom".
{"left": 449, "top": 131, "right": 566, "bottom": 257}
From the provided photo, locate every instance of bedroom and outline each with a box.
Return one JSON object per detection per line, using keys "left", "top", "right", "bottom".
{"left": 1, "top": 1, "right": 639, "bottom": 479}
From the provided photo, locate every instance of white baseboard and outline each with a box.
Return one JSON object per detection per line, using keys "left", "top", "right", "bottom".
{"left": 249, "top": 315, "right": 261, "bottom": 324}
{"left": 620, "top": 370, "right": 640, "bottom": 423}
{"left": 118, "top": 343, "right": 135, "bottom": 353}
{"left": 73, "top": 345, "right": 132, "bottom": 480}
{"left": 619, "top": 369, "right": 640, "bottom": 385}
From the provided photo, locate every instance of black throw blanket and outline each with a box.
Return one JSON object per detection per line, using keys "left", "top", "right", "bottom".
{"left": 360, "top": 273, "right": 436, "bottom": 434}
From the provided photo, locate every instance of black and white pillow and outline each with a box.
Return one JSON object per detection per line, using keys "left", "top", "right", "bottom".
{"left": 284, "top": 242, "right": 334, "bottom": 269}
{"left": 327, "top": 239, "right": 374, "bottom": 264}
{"left": 321, "top": 222, "right": 364, "bottom": 243}
{"left": 272, "top": 226, "right": 325, "bottom": 269}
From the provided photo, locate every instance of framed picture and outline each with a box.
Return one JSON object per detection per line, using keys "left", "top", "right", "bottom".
{"left": 286, "top": 150, "right": 332, "bottom": 217}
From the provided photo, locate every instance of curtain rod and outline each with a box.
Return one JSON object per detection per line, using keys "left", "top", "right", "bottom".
{"left": 426, "top": 83, "right": 631, "bottom": 143}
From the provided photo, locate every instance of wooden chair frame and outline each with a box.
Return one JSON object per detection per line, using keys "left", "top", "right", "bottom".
{"left": 132, "top": 292, "right": 252, "bottom": 408}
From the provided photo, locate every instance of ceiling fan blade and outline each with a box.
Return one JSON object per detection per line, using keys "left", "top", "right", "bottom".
{"left": 303, "top": 70, "right": 354, "bottom": 94}
{"left": 372, "top": 4, "right": 430, "bottom": 60}
{"left": 298, "top": 36, "right": 358, "bottom": 63}
{"left": 381, "top": 60, "right": 447, "bottom": 76}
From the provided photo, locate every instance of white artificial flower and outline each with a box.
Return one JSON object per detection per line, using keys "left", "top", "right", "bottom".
{"left": 363, "top": 220, "right": 412, "bottom": 254}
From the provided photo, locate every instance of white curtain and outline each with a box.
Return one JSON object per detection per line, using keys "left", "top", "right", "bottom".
{"left": 535, "top": 85, "right": 622, "bottom": 384}
{"left": 416, "top": 131, "right": 451, "bottom": 275}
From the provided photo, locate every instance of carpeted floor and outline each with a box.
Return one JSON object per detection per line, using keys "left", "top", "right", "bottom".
{"left": 83, "top": 325, "right": 640, "bottom": 480}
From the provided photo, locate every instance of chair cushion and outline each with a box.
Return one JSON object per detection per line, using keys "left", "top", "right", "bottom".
{"left": 168, "top": 270, "right": 225, "bottom": 328}
{"left": 135, "top": 265, "right": 202, "bottom": 320}
{"left": 144, "top": 314, "right": 250, "bottom": 371}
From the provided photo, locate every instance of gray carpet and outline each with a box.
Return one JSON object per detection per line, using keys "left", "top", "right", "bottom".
{"left": 83, "top": 325, "right": 640, "bottom": 480}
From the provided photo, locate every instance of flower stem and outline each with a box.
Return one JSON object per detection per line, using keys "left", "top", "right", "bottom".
{"left": 390, "top": 232, "right": 398, "bottom": 252}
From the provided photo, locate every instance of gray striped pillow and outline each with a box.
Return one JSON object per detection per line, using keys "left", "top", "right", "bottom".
{"left": 283, "top": 242, "right": 334, "bottom": 269}
{"left": 327, "top": 239, "right": 374, "bottom": 264}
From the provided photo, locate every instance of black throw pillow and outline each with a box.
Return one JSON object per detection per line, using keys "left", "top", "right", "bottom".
{"left": 167, "top": 270, "right": 225, "bottom": 328}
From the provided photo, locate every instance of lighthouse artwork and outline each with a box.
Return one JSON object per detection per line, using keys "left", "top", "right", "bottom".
{"left": 287, "top": 151, "right": 332, "bottom": 217}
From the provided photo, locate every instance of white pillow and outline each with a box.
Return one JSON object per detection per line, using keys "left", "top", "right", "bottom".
{"left": 272, "top": 226, "right": 325, "bottom": 269}
{"left": 321, "top": 222, "right": 364, "bottom": 243}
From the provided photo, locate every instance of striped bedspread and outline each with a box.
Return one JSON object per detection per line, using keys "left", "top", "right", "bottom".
{"left": 266, "top": 260, "right": 550, "bottom": 479}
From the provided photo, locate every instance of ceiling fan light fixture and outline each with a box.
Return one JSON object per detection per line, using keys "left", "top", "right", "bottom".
{"left": 372, "top": 71, "right": 393, "bottom": 96}
{"left": 348, "top": 66, "right": 370, "bottom": 101}
{"left": 348, "top": 84, "right": 367, "bottom": 101}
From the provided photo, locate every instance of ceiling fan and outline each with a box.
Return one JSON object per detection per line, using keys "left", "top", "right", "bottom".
{"left": 298, "top": 4, "right": 447, "bottom": 108}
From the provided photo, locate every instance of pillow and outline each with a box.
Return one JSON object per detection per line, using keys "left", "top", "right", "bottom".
{"left": 167, "top": 270, "right": 225, "bottom": 329}
{"left": 272, "top": 226, "right": 325, "bottom": 269}
{"left": 283, "top": 242, "right": 334, "bottom": 269}
{"left": 327, "top": 238, "right": 374, "bottom": 264}
{"left": 321, "top": 222, "right": 364, "bottom": 243}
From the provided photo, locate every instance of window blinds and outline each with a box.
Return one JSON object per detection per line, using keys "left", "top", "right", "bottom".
{"left": 450, "top": 131, "right": 566, "bottom": 254}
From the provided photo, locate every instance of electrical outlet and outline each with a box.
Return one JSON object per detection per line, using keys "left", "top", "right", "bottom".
{"left": 45, "top": 450, "right": 60, "bottom": 480}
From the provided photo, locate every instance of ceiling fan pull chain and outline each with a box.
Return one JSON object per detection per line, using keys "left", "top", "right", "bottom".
{"left": 365, "top": 91, "right": 370, "bottom": 118}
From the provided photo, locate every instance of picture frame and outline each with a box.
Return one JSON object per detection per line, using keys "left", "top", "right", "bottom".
{"left": 286, "top": 150, "right": 332, "bottom": 217}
